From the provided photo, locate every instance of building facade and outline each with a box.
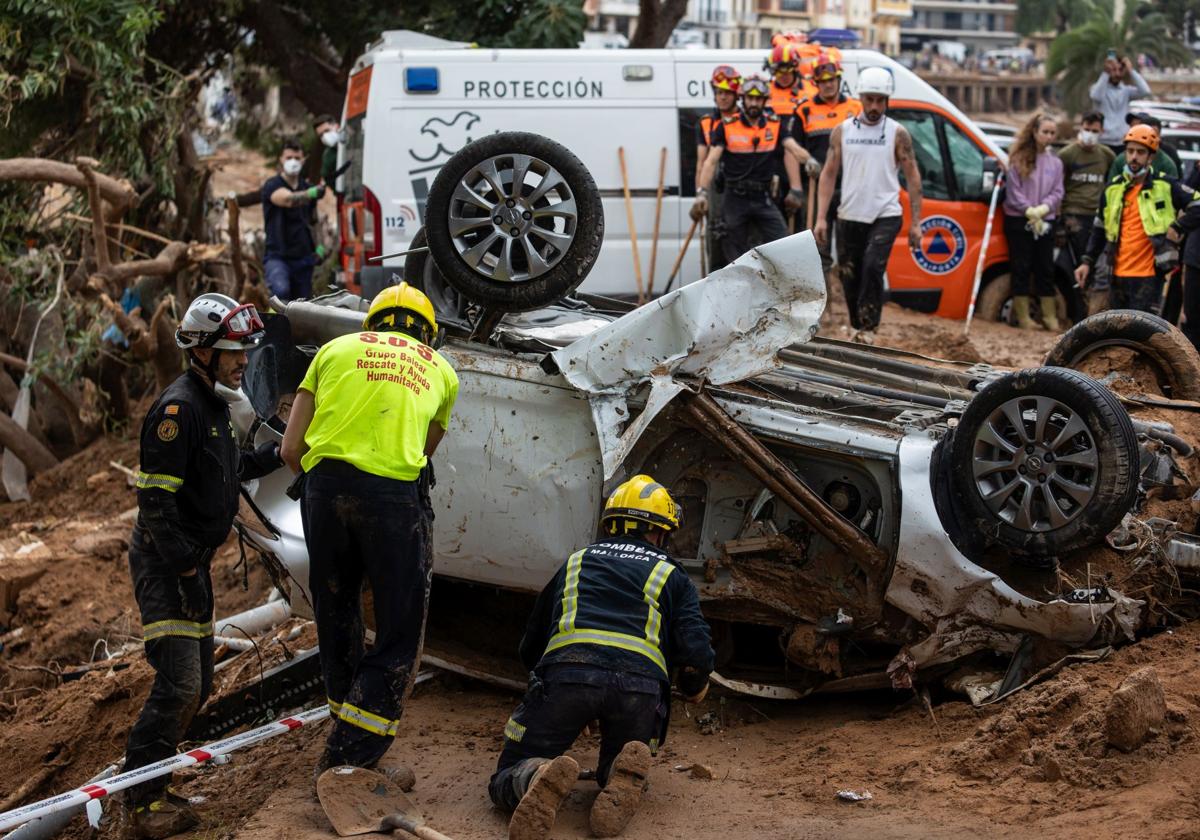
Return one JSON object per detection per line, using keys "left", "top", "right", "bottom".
{"left": 900, "top": 0, "right": 1019, "bottom": 52}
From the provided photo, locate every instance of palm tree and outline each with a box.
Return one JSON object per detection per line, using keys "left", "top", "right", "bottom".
{"left": 1047, "top": 0, "right": 1194, "bottom": 113}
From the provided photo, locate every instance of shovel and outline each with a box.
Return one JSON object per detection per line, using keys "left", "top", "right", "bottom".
{"left": 317, "top": 766, "right": 455, "bottom": 840}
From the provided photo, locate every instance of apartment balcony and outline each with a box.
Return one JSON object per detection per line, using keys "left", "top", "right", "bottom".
{"left": 873, "top": 0, "right": 913, "bottom": 19}
{"left": 911, "top": 0, "right": 1015, "bottom": 11}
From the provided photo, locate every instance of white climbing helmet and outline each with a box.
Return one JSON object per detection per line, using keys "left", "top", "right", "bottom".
{"left": 175, "top": 293, "right": 265, "bottom": 351}
{"left": 856, "top": 66, "right": 894, "bottom": 98}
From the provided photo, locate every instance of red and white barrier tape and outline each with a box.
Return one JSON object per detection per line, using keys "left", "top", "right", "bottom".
{"left": 0, "top": 705, "right": 329, "bottom": 834}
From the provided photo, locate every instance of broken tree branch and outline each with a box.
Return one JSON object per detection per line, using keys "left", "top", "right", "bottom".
{"left": 0, "top": 158, "right": 137, "bottom": 210}
{"left": 63, "top": 213, "right": 174, "bottom": 246}
{"left": 0, "top": 352, "right": 82, "bottom": 425}
{"left": 91, "top": 240, "right": 190, "bottom": 288}
{"left": 75, "top": 157, "right": 111, "bottom": 272}
{"left": 680, "top": 389, "right": 889, "bottom": 612}
{"left": 226, "top": 196, "right": 248, "bottom": 300}
{"left": 0, "top": 409, "right": 59, "bottom": 475}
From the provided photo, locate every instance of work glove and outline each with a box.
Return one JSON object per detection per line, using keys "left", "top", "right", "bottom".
{"left": 784, "top": 188, "right": 804, "bottom": 211}
{"left": 690, "top": 192, "right": 708, "bottom": 221}
{"left": 253, "top": 439, "right": 284, "bottom": 471}
{"left": 804, "top": 157, "right": 822, "bottom": 178}
{"left": 306, "top": 184, "right": 327, "bottom": 201}
{"left": 1024, "top": 206, "right": 1039, "bottom": 222}
{"left": 177, "top": 571, "right": 209, "bottom": 622}
{"left": 315, "top": 243, "right": 330, "bottom": 263}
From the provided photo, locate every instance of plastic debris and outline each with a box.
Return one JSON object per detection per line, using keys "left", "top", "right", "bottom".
{"left": 836, "top": 790, "right": 874, "bottom": 802}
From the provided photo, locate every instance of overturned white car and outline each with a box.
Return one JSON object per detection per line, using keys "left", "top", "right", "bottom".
{"left": 232, "top": 132, "right": 1200, "bottom": 703}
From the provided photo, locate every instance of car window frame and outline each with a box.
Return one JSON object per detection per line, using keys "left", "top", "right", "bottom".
{"left": 889, "top": 106, "right": 955, "bottom": 202}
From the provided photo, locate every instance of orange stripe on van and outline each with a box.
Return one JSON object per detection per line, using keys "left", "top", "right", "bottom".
{"left": 346, "top": 66, "right": 373, "bottom": 120}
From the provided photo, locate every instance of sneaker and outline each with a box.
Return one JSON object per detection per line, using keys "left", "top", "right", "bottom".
{"left": 131, "top": 799, "right": 199, "bottom": 840}
{"left": 589, "top": 741, "right": 651, "bottom": 838}
{"left": 508, "top": 755, "right": 579, "bottom": 840}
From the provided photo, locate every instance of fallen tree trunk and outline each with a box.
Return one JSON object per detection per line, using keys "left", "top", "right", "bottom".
{"left": 0, "top": 410, "right": 59, "bottom": 475}
{"left": 0, "top": 158, "right": 136, "bottom": 210}
{"left": 0, "top": 352, "right": 83, "bottom": 433}
{"left": 91, "top": 240, "right": 190, "bottom": 289}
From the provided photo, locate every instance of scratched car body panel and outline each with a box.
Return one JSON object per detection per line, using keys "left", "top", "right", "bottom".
{"left": 231, "top": 230, "right": 1168, "bottom": 702}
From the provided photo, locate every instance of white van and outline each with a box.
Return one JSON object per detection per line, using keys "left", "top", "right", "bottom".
{"left": 337, "top": 35, "right": 1014, "bottom": 320}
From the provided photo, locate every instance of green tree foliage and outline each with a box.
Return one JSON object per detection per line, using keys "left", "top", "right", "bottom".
{"left": 1047, "top": 0, "right": 1194, "bottom": 113}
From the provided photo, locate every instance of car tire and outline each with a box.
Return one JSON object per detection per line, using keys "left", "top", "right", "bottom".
{"left": 975, "top": 272, "right": 1072, "bottom": 329}
{"left": 948, "top": 367, "right": 1138, "bottom": 556}
{"left": 404, "top": 227, "right": 469, "bottom": 332}
{"left": 424, "top": 131, "right": 604, "bottom": 312}
{"left": 1043, "top": 309, "right": 1200, "bottom": 401}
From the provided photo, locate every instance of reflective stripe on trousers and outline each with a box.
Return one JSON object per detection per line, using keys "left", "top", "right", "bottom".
{"left": 142, "top": 619, "right": 213, "bottom": 641}
{"left": 336, "top": 700, "right": 402, "bottom": 737}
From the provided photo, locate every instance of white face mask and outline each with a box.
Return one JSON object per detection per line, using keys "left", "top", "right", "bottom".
{"left": 1078, "top": 129, "right": 1099, "bottom": 147}
{"left": 321, "top": 130, "right": 340, "bottom": 148}
{"left": 282, "top": 158, "right": 303, "bottom": 176}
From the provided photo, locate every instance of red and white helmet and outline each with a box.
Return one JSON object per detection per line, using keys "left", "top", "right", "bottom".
{"left": 175, "top": 293, "right": 265, "bottom": 351}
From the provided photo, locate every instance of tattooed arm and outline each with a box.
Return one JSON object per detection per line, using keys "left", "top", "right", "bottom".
{"left": 270, "top": 184, "right": 325, "bottom": 208}
{"left": 895, "top": 124, "right": 923, "bottom": 250}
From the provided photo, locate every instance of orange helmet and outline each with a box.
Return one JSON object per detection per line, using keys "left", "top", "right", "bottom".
{"left": 1124, "top": 124, "right": 1160, "bottom": 152}
{"left": 741, "top": 75, "right": 771, "bottom": 99}
{"left": 710, "top": 65, "right": 742, "bottom": 93}
{"left": 811, "top": 51, "right": 843, "bottom": 81}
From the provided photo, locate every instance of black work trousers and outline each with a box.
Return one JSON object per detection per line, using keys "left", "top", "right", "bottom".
{"left": 1182, "top": 264, "right": 1200, "bottom": 349}
{"left": 1110, "top": 274, "right": 1163, "bottom": 314}
{"left": 837, "top": 216, "right": 903, "bottom": 331}
{"left": 489, "top": 664, "right": 665, "bottom": 812}
{"left": 1003, "top": 214, "right": 1055, "bottom": 297}
{"left": 721, "top": 189, "right": 790, "bottom": 264}
{"left": 302, "top": 459, "right": 432, "bottom": 768}
{"left": 124, "top": 535, "right": 214, "bottom": 807}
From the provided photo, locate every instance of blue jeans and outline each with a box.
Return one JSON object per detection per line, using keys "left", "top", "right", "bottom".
{"left": 264, "top": 255, "right": 315, "bottom": 301}
{"left": 488, "top": 664, "right": 665, "bottom": 811}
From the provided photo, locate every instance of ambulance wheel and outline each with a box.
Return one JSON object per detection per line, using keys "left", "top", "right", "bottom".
{"left": 976, "top": 273, "right": 1074, "bottom": 329}
{"left": 948, "top": 367, "right": 1138, "bottom": 556}
{"left": 404, "top": 228, "right": 469, "bottom": 333}
{"left": 1043, "top": 309, "right": 1200, "bottom": 401}
{"left": 425, "top": 132, "right": 604, "bottom": 312}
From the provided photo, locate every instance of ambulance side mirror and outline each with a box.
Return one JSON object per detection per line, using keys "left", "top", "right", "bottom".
{"left": 982, "top": 157, "right": 1001, "bottom": 192}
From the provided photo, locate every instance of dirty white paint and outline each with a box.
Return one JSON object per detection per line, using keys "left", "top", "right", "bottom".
{"left": 549, "top": 231, "right": 827, "bottom": 479}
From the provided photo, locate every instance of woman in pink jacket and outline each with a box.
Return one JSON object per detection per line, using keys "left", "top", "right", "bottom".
{"left": 1003, "top": 113, "right": 1065, "bottom": 330}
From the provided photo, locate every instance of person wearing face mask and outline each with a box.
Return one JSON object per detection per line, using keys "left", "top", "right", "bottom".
{"left": 1058, "top": 113, "right": 1115, "bottom": 276}
{"left": 1002, "top": 114, "right": 1065, "bottom": 331}
{"left": 122, "top": 295, "right": 283, "bottom": 839}
{"left": 813, "top": 66, "right": 923, "bottom": 344}
{"left": 1076, "top": 125, "right": 1200, "bottom": 314}
{"left": 691, "top": 75, "right": 807, "bottom": 263}
{"left": 313, "top": 113, "right": 342, "bottom": 190}
{"left": 262, "top": 138, "right": 326, "bottom": 301}
{"left": 1108, "top": 113, "right": 1180, "bottom": 181}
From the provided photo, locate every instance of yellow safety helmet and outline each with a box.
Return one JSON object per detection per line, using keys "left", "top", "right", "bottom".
{"left": 364, "top": 282, "right": 438, "bottom": 344}
{"left": 601, "top": 474, "right": 681, "bottom": 535}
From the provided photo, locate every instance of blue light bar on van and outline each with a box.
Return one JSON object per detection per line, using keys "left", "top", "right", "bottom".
{"left": 405, "top": 67, "right": 439, "bottom": 93}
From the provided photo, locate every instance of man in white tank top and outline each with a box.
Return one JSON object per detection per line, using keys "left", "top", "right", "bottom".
{"left": 813, "top": 67, "right": 924, "bottom": 342}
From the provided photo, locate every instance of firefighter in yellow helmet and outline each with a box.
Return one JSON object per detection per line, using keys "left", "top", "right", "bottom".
{"left": 490, "top": 475, "right": 714, "bottom": 840}
{"left": 281, "top": 282, "right": 459, "bottom": 779}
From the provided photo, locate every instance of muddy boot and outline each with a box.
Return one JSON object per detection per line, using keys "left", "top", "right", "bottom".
{"left": 1038, "top": 296, "right": 1061, "bottom": 331}
{"left": 508, "top": 755, "right": 579, "bottom": 840}
{"left": 1012, "top": 295, "right": 1035, "bottom": 329}
{"left": 589, "top": 741, "right": 651, "bottom": 838}
{"left": 130, "top": 799, "right": 199, "bottom": 840}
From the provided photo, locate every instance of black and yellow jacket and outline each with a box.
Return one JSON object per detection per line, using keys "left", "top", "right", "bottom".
{"left": 519, "top": 535, "right": 715, "bottom": 697}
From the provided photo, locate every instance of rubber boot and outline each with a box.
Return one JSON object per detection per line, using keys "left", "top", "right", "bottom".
{"left": 590, "top": 741, "right": 652, "bottom": 838}
{"left": 508, "top": 755, "right": 579, "bottom": 840}
{"left": 130, "top": 799, "right": 199, "bottom": 840}
{"left": 1012, "top": 295, "right": 1035, "bottom": 329}
{"left": 1038, "top": 296, "right": 1061, "bottom": 331}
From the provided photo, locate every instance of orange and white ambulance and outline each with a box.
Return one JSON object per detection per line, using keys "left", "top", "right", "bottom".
{"left": 334, "top": 34, "right": 1068, "bottom": 323}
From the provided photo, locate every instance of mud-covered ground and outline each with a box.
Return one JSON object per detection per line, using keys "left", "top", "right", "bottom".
{"left": 4, "top": 270, "right": 1200, "bottom": 837}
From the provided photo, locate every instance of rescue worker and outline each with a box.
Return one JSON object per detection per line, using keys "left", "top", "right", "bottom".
{"left": 124, "top": 294, "right": 283, "bottom": 838}
{"left": 1075, "top": 125, "right": 1200, "bottom": 313}
{"left": 695, "top": 65, "right": 742, "bottom": 272}
{"left": 1108, "top": 113, "right": 1180, "bottom": 181}
{"left": 262, "top": 138, "right": 326, "bottom": 301}
{"left": 691, "top": 75, "right": 807, "bottom": 263}
{"left": 793, "top": 51, "right": 860, "bottom": 268}
{"left": 814, "top": 67, "right": 924, "bottom": 343}
{"left": 490, "top": 476, "right": 714, "bottom": 840}
{"left": 280, "top": 283, "right": 459, "bottom": 779}
{"left": 765, "top": 41, "right": 814, "bottom": 118}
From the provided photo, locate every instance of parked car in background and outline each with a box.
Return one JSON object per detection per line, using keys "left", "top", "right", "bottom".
{"left": 1163, "top": 128, "right": 1200, "bottom": 169}
{"left": 974, "top": 120, "right": 1017, "bottom": 152}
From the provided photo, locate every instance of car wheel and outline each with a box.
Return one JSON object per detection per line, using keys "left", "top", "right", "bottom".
{"left": 975, "top": 273, "right": 1071, "bottom": 329}
{"left": 948, "top": 367, "right": 1138, "bottom": 556}
{"left": 424, "top": 132, "right": 604, "bottom": 312}
{"left": 404, "top": 227, "right": 468, "bottom": 331}
{"left": 1043, "top": 309, "right": 1200, "bottom": 400}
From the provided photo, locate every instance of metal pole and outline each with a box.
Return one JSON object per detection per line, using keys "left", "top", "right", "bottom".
{"left": 964, "top": 173, "right": 1004, "bottom": 336}
{"left": 367, "top": 246, "right": 430, "bottom": 263}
